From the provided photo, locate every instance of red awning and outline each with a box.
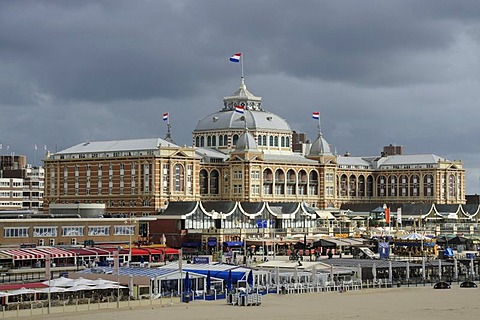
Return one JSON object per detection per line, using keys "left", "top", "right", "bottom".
{"left": 119, "top": 248, "right": 150, "bottom": 256}
{"left": 36, "top": 247, "right": 75, "bottom": 258}
{"left": 163, "top": 248, "right": 179, "bottom": 255}
{"left": 1, "top": 249, "right": 37, "bottom": 260}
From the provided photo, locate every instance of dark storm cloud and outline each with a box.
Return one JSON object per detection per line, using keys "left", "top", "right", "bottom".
{"left": 1, "top": 0, "right": 480, "bottom": 192}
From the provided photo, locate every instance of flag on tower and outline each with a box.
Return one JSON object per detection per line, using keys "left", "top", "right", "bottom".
{"left": 229, "top": 53, "right": 241, "bottom": 63}
{"left": 163, "top": 113, "right": 169, "bottom": 121}
{"left": 235, "top": 105, "right": 245, "bottom": 114}
{"left": 312, "top": 111, "right": 320, "bottom": 120}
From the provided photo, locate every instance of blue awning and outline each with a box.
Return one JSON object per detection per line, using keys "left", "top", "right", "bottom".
{"left": 207, "top": 241, "right": 217, "bottom": 246}
{"left": 223, "top": 241, "right": 243, "bottom": 247}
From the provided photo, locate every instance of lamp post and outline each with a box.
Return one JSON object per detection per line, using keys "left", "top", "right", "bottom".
{"left": 125, "top": 216, "right": 136, "bottom": 266}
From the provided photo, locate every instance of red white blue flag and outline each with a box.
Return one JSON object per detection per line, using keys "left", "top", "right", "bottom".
{"left": 229, "top": 53, "right": 241, "bottom": 63}
{"left": 235, "top": 105, "right": 245, "bottom": 114}
{"left": 312, "top": 111, "right": 320, "bottom": 120}
{"left": 163, "top": 113, "right": 169, "bottom": 121}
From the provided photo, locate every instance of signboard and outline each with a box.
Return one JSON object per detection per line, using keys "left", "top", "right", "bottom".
{"left": 378, "top": 242, "right": 390, "bottom": 259}
{"left": 193, "top": 256, "right": 210, "bottom": 264}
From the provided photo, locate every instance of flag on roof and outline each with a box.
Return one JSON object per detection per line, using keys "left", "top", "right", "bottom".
{"left": 235, "top": 105, "right": 245, "bottom": 114}
{"left": 312, "top": 111, "right": 320, "bottom": 120}
{"left": 229, "top": 53, "right": 241, "bottom": 63}
{"left": 163, "top": 113, "right": 169, "bottom": 121}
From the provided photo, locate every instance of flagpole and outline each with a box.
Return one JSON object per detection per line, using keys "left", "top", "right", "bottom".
{"left": 318, "top": 112, "right": 322, "bottom": 136}
{"left": 241, "top": 52, "right": 244, "bottom": 79}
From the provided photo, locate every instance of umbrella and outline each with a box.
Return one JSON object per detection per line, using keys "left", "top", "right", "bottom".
{"left": 9, "top": 287, "right": 41, "bottom": 295}
{"left": 37, "top": 287, "right": 69, "bottom": 293}
{"left": 184, "top": 272, "right": 190, "bottom": 293}
{"left": 226, "top": 270, "right": 232, "bottom": 292}
{"left": 66, "top": 284, "right": 95, "bottom": 292}
{"left": 206, "top": 270, "right": 211, "bottom": 293}
{"left": 247, "top": 270, "right": 254, "bottom": 289}
{"left": 42, "top": 277, "right": 75, "bottom": 287}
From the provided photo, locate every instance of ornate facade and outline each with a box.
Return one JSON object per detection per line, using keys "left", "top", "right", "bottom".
{"left": 44, "top": 77, "right": 465, "bottom": 218}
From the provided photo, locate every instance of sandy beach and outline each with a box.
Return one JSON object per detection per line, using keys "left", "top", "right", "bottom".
{"left": 8, "top": 286, "right": 480, "bottom": 320}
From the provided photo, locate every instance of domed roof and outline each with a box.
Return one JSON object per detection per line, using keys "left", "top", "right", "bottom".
{"left": 195, "top": 109, "right": 291, "bottom": 133}
{"left": 194, "top": 78, "right": 291, "bottom": 133}
{"left": 235, "top": 130, "right": 258, "bottom": 152}
{"left": 308, "top": 134, "right": 332, "bottom": 156}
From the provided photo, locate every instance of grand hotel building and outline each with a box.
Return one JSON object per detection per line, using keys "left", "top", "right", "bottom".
{"left": 40, "top": 77, "right": 466, "bottom": 246}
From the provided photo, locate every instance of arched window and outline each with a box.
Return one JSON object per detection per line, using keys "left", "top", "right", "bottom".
{"left": 223, "top": 135, "right": 228, "bottom": 146}
{"left": 199, "top": 170, "right": 208, "bottom": 194}
{"left": 263, "top": 168, "right": 273, "bottom": 194}
{"left": 232, "top": 134, "right": 239, "bottom": 146}
{"left": 212, "top": 136, "right": 216, "bottom": 147}
{"left": 298, "top": 170, "right": 307, "bottom": 195}
{"left": 281, "top": 136, "right": 285, "bottom": 147}
{"left": 377, "top": 175, "right": 386, "bottom": 197}
{"left": 274, "top": 136, "right": 279, "bottom": 146}
{"left": 174, "top": 164, "right": 184, "bottom": 192}
{"left": 388, "top": 175, "right": 397, "bottom": 196}
{"left": 262, "top": 135, "right": 267, "bottom": 146}
{"left": 207, "top": 136, "right": 212, "bottom": 147}
{"left": 358, "top": 175, "right": 365, "bottom": 197}
{"left": 309, "top": 170, "right": 318, "bottom": 195}
{"left": 274, "top": 169, "right": 285, "bottom": 194}
{"left": 210, "top": 170, "right": 219, "bottom": 194}
{"left": 200, "top": 136, "right": 205, "bottom": 147}
{"left": 448, "top": 174, "right": 456, "bottom": 196}
{"left": 195, "top": 136, "right": 200, "bottom": 147}
{"left": 366, "top": 175, "right": 373, "bottom": 197}
{"left": 219, "top": 135, "right": 223, "bottom": 146}
{"left": 424, "top": 174, "right": 434, "bottom": 197}
{"left": 340, "top": 174, "right": 348, "bottom": 197}
{"left": 286, "top": 137, "right": 290, "bottom": 148}
{"left": 286, "top": 169, "right": 296, "bottom": 195}
{"left": 349, "top": 175, "right": 357, "bottom": 196}
{"left": 269, "top": 136, "right": 274, "bottom": 146}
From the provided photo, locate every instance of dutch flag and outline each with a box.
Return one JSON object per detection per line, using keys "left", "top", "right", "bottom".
{"left": 312, "top": 111, "right": 320, "bottom": 120}
{"left": 235, "top": 105, "right": 245, "bottom": 114}
{"left": 229, "top": 53, "right": 241, "bottom": 63}
{"left": 163, "top": 113, "right": 169, "bottom": 121}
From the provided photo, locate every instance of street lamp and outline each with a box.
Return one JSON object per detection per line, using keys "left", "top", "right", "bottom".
{"left": 125, "top": 216, "right": 137, "bottom": 266}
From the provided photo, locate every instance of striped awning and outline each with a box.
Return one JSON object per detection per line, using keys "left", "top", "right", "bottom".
{"left": 1, "top": 249, "right": 37, "bottom": 260}
{"left": 1, "top": 247, "right": 75, "bottom": 260}
{"left": 36, "top": 247, "right": 75, "bottom": 258}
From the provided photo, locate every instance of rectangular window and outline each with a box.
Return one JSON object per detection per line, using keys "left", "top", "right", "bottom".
{"left": 4, "top": 227, "right": 29, "bottom": 238}
{"left": 88, "top": 226, "right": 110, "bottom": 236}
{"left": 33, "top": 227, "right": 58, "bottom": 237}
{"left": 114, "top": 225, "right": 134, "bottom": 235}
{"left": 62, "top": 226, "right": 85, "bottom": 236}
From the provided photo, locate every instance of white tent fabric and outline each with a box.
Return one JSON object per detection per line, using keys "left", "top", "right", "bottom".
{"left": 66, "top": 284, "right": 95, "bottom": 292}
{"left": 8, "top": 287, "right": 41, "bottom": 295}
{"left": 36, "top": 287, "right": 69, "bottom": 293}
{"left": 42, "top": 277, "right": 76, "bottom": 287}
{"left": 0, "top": 292, "right": 12, "bottom": 297}
{"left": 401, "top": 233, "right": 428, "bottom": 240}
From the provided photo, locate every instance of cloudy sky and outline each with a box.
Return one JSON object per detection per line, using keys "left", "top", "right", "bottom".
{"left": 1, "top": 0, "right": 480, "bottom": 194}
